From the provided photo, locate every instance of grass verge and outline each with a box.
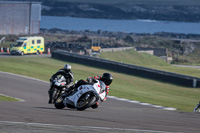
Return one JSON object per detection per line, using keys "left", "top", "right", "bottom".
{"left": 0, "top": 94, "right": 19, "bottom": 101}
{"left": 100, "top": 49, "right": 200, "bottom": 77}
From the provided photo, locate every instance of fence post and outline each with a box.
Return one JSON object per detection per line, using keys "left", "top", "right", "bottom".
{"left": 193, "top": 79, "right": 197, "bottom": 88}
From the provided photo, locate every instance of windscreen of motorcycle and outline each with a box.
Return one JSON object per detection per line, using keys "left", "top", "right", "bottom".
{"left": 99, "top": 81, "right": 106, "bottom": 93}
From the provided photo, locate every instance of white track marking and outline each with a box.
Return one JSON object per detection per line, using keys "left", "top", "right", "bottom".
{"left": 0, "top": 71, "right": 177, "bottom": 110}
{"left": 0, "top": 93, "right": 25, "bottom": 102}
{"left": 0, "top": 121, "right": 183, "bottom": 133}
{"left": 108, "top": 96, "right": 177, "bottom": 111}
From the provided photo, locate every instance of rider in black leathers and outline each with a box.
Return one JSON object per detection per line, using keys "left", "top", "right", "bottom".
{"left": 48, "top": 64, "right": 74, "bottom": 104}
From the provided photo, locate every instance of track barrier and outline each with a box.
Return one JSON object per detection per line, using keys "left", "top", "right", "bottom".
{"left": 51, "top": 50, "right": 200, "bottom": 88}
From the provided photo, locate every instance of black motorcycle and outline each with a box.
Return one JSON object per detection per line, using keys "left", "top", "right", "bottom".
{"left": 50, "top": 76, "right": 68, "bottom": 104}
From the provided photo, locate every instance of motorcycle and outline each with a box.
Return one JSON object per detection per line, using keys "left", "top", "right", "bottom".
{"left": 50, "top": 76, "right": 68, "bottom": 104}
{"left": 194, "top": 101, "right": 200, "bottom": 112}
{"left": 54, "top": 80, "right": 106, "bottom": 111}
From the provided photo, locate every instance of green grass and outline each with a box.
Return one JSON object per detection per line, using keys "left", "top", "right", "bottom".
{"left": 101, "top": 49, "right": 169, "bottom": 66}
{"left": 0, "top": 56, "right": 200, "bottom": 112}
{"left": 0, "top": 94, "right": 19, "bottom": 101}
{"left": 100, "top": 49, "right": 200, "bottom": 77}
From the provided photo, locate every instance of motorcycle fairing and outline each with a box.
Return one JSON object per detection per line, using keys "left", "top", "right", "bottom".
{"left": 65, "top": 80, "right": 105, "bottom": 108}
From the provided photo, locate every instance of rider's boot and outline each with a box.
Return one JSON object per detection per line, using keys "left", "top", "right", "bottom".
{"left": 65, "top": 85, "right": 74, "bottom": 93}
{"left": 65, "top": 83, "right": 77, "bottom": 92}
{"left": 48, "top": 89, "right": 54, "bottom": 104}
{"left": 65, "top": 80, "right": 86, "bottom": 93}
{"left": 91, "top": 102, "right": 99, "bottom": 109}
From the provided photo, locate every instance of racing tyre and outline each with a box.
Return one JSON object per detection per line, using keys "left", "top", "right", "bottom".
{"left": 52, "top": 89, "right": 60, "bottom": 104}
{"left": 76, "top": 93, "right": 97, "bottom": 111}
{"left": 54, "top": 96, "right": 65, "bottom": 109}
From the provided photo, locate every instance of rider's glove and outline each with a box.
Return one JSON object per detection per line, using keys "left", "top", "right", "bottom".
{"left": 50, "top": 78, "right": 53, "bottom": 82}
{"left": 87, "top": 77, "right": 97, "bottom": 83}
{"left": 87, "top": 77, "right": 92, "bottom": 83}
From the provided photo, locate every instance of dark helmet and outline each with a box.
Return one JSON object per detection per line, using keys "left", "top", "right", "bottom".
{"left": 64, "top": 64, "right": 71, "bottom": 72}
{"left": 101, "top": 73, "right": 113, "bottom": 86}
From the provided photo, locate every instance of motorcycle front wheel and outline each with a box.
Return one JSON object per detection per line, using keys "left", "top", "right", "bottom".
{"left": 76, "top": 93, "right": 97, "bottom": 111}
{"left": 54, "top": 96, "right": 65, "bottom": 109}
{"left": 52, "top": 89, "right": 58, "bottom": 104}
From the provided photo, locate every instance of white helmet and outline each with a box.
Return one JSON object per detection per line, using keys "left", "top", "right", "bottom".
{"left": 64, "top": 64, "right": 71, "bottom": 72}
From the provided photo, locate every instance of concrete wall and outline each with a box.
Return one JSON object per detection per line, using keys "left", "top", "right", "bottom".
{"left": 137, "top": 50, "right": 154, "bottom": 55}
{"left": 51, "top": 50, "right": 200, "bottom": 88}
{"left": 100, "top": 47, "right": 134, "bottom": 52}
{"left": 136, "top": 47, "right": 167, "bottom": 56}
{"left": 0, "top": 1, "right": 41, "bottom": 35}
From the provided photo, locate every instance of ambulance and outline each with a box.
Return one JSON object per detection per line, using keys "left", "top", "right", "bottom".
{"left": 10, "top": 36, "right": 45, "bottom": 56}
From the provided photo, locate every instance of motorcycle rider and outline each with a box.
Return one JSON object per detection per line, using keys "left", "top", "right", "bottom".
{"left": 194, "top": 100, "right": 200, "bottom": 112}
{"left": 48, "top": 64, "right": 74, "bottom": 104}
{"left": 66, "top": 73, "right": 113, "bottom": 109}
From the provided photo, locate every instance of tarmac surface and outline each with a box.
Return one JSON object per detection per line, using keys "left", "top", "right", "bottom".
{"left": 1, "top": 55, "right": 200, "bottom": 133}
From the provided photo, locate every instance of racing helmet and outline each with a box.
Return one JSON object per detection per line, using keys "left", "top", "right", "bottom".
{"left": 64, "top": 64, "right": 71, "bottom": 72}
{"left": 101, "top": 73, "right": 113, "bottom": 86}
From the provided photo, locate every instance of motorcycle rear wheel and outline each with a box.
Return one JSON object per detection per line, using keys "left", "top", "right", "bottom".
{"left": 76, "top": 93, "right": 97, "bottom": 111}
{"left": 54, "top": 96, "right": 65, "bottom": 109}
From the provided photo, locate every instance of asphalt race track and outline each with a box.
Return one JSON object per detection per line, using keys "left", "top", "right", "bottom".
{"left": 1, "top": 71, "right": 200, "bottom": 133}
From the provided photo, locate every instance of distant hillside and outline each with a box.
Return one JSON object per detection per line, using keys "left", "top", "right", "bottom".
{"left": 41, "top": 0, "right": 200, "bottom": 22}
{"left": 100, "top": 49, "right": 169, "bottom": 67}
{"left": 3, "top": 0, "right": 200, "bottom": 22}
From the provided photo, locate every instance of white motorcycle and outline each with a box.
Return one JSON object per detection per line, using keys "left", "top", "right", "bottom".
{"left": 54, "top": 80, "right": 106, "bottom": 111}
